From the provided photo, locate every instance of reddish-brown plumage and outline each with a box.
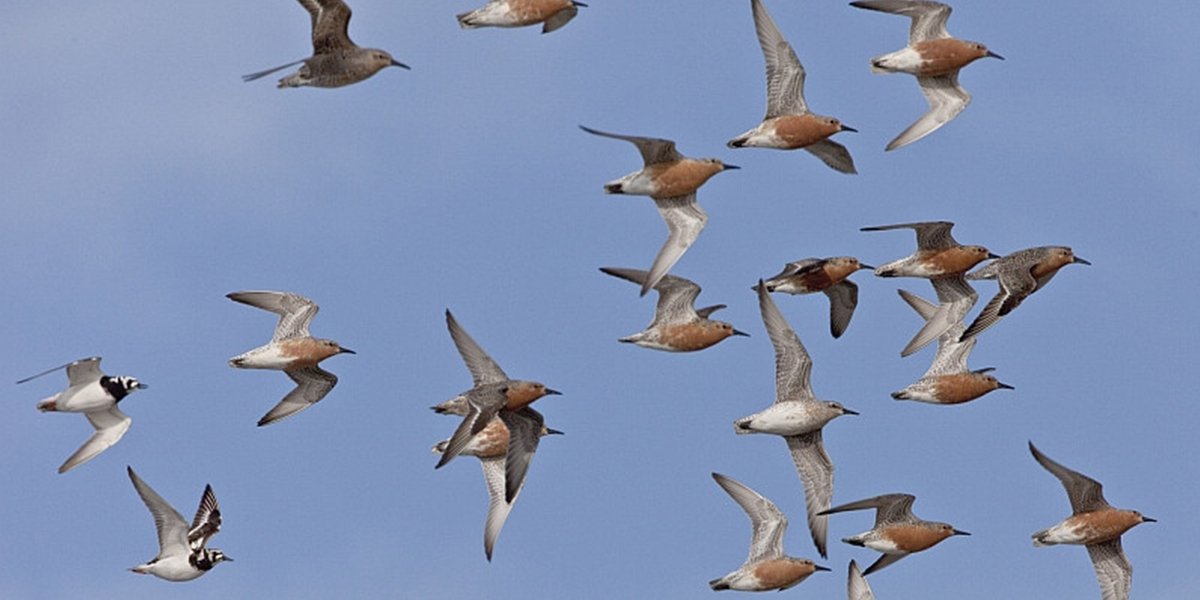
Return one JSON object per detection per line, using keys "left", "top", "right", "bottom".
{"left": 507, "top": 0, "right": 576, "bottom": 24}
{"left": 278, "top": 338, "right": 344, "bottom": 368}
{"left": 920, "top": 245, "right": 993, "bottom": 276}
{"left": 930, "top": 373, "right": 1002, "bottom": 404}
{"left": 913, "top": 39, "right": 993, "bottom": 77}
{"left": 751, "top": 559, "right": 817, "bottom": 591}
{"left": 645, "top": 160, "right": 727, "bottom": 199}
{"left": 656, "top": 322, "right": 740, "bottom": 352}
{"left": 766, "top": 115, "right": 845, "bottom": 149}
{"left": 881, "top": 523, "right": 957, "bottom": 553}
{"left": 1063, "top": 510, "right": 1147, "bottom": 546}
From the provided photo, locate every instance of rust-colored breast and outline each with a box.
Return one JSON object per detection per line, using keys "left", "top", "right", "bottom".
{"left": 1068, "top": 510, "right": 1143, "bottom": 545}
{"left": 647, "top": 160, "right": 723, "bottom": 199}
{"left": 1030, "top": 253, "right": 1074, "bottom": 279}
{"left": 472, "top": 419, "right": 511, "bottom": 458}
{"left": 822, "top": 261, "right": 860, "bottom": 286}
{"left": 504, "top": 381, "right": 549, "bottom": 410}
{"left": 882, "top": 524, "right": 953, "bottom": 553}
{"left": 658, "top": 322, "right": 731, "bottom": 352}
{"left": 752, "top": 559, "right": 814, "bottom": 591}
{"left": 914, "top": 39, "right": 989, "bottom": 77}
{"left": 770, "top": 115, "right": 841, "bottom": 149}
{"left": 510, "top": 0, "right": 573, "bottom": 24}
{"left": 932, "top": 373, "right": 997, "bottom": 404}
{"left": 924, "top": 247, "right": 989, "bottom": 277}
{"left": 279, "top": 338, "right": 340, "bottom": 367}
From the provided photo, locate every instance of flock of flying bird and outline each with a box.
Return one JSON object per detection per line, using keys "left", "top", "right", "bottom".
{"left": 16, "top": 0, "right": 1157, "bottom": 597}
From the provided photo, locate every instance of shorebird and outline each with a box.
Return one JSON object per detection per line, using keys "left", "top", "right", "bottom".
{"left": 960, "top": 246, "right": 1090, "bottom": 341}
{"left": 580, "top": 125, "right": 738, "bottom": 296}
{"left": 600, "top": 267, "right": 747, "bottom": 351}
{"left": 760, "top": 257, "right": 872, "bottom": 338}
{"left": 710, "top": 473, "right": 831, "bottom": 592}
{"left": 20, "top": 357, "right": 146, "bottom": 473}
{"left": 1029, "top": 441, "right": 1155, "bottom": 600}
{"left": 727, "top": 0, "right": 857, "bottom": 173}
{"left": 849, "top": 1, "right": 1002, "bottom": 150}
{"left": 819, "top": 493, "right": 969, "bottom": 574}
{"left": 127, "top": 466, "right": 231, "bottom": 581}
{"left": 243, "top": 0, "right": 409, "bottom": 88}
{"left": 227, "top": 291, "right": 356, "bottom": 426}
{"left": 431, "top": 408, "right": 562, "bottom": 560}
{"left": 860, "top": 221, "right": 995, "bottom": 279}
{"left": 433, "top": 310, "right": 560, "bottom": 504}
{"left": 457, "top": 0, "right": 587, "bottom": 33}
{"left": 733, "top": 282, "right": 858, "bottom": 558}
{"left": 890, "top": 288, "right": 1012, "bottom": 403}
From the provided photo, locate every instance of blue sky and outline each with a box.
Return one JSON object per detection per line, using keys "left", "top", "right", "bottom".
{"left": 2, "top": 0, "right": 1197, "bottom": 598}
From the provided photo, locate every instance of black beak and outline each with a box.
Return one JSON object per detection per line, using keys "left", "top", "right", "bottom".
{"left": 544, "top": 388, "right": 562, "bottom": 396}
{"left": 1074, "top": 256, "right": 1092, "bottom": 265}
{"left": 732, "top": 329, "right": 750, "bottom": 337}
{"left": 840, "top": 124, "right": 858, "bottom": 133}
{"left": 391, "top": 60, "right": 411, "bottom": 70}
{"left": 340, "top": 347, "right": 357, "bottom": 355}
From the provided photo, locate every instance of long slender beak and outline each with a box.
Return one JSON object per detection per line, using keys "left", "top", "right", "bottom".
{"left": 953, "top": 529, "right": 971, "bottom": 536}
{"left": 544, "top": 388, "right": 562, "bottom": 396}
{"left": 1074, "top": 256, "right": 1092, "bottom": 265}
{"left": 340, "top": 347, "right": 357, "bottom": 355}
{"left": 391, "top": 60, "right": 411, "bottom": 70}
{"left": 987, "top": 252, "right": 1001, "bottom": 259}
{"left": 987, "top": 51, "right": 1004, "bottom": 60}
{"left": 1142, "top": 516, "right": 1157, "bottom": 523}
{"left": 573, "top": 1, "right": 588, "bottom": 5}
{"left": 972, "top": 367, "right": 996, "bottom": 374}
{"left": 840, "top": 124, "right": 858, "bottom": 133}
{"left": 813, "top": 564, "right": 832, "bottom": 572}
{"left": 842, "top": 408, "right": 860, "bottom": 416}
{"left": 732, "top": 329, "right": 750, "bottom": 337}
{"left": 722, "top": 163, "right": 741, "bottom": 170}
{"left": 997, "top": 381, "right": 1015, "bottom": 390}
{"left": 858, "top": 263, "right": 874, "bottom": 270}
{"left": 546, "top": 428, "right": 565, "bottom": 436}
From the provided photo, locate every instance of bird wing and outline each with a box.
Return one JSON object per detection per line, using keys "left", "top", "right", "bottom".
{"left": 445, "top": 310, "right": 509, "bottom": 386}
{"left": 258, "top": 366, "right": 338, "bottom": 426}
{"left": 127, "top": 466, "right": 190, "bottom": 561}
{"left": 59, "top": 407, "right": 131, "bottom": 473}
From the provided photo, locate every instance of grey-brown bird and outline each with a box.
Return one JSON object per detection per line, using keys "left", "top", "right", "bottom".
{"left": 244, "top": 0, "right": 409, "bottom": 88}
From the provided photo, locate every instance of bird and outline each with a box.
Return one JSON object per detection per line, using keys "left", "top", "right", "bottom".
{"left": 848, "top": 559, "right": 877, "bottom": 600}
{"left": 727, "top": 0, "right": 857, "bottom": 174}
{"left": 760, "top": 257, "right": 873, "bottom": 338}
{"left": 890, "top": 287, "right": 1013, "bottom": 403}
{"left": 226, "top": 290, "right": 356, "bottom": 426}
{"left": 431, "top": 408, "right": 562, "bottom": 561}
{"left": 849, "top": 0, "right": 1002, "bottom": 150}
{"left": 580, "top": 125, "right": 739, "bottom": 296}
{"left": 733, "top": 281, "right": 859, "bottom": 558}
{"left": 960, "top": 246, "right": 1090, "bottom": 341}
{"left": 860, "top": 221, "right": 996, "bottom": 279}
{"left": 243, "top": 0, "right": 410, "bottom": 88}
{"left": 1029, "top": 442, "right": 1155, "bottom": 600}
{"left": 432, "top": 310, "right": 561, "bottom": 504}
{"left": 127, "top": 466, "right": 231, "bottom": 581}
{"left": 818, "top": 493, "right": 969, "bottom": 574}
{"left": 599, "top": 267, "right": 748, "bottom": 351}
{"left": 709, "top": 473, "right": 831, "bottom": 592}
{"left": 456, "top": 0, "right": 587, "bottom": 33}
{"left": 19, "top": 356, "right": 146, "bottom": 473}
